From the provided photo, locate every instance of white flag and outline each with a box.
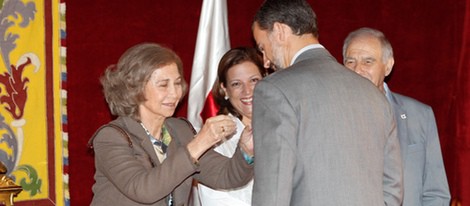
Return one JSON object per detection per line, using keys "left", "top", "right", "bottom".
{"left": 187, "top": 0, "right": 230, "bottom": 131}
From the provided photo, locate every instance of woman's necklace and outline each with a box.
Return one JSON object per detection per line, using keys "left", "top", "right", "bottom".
{"left": 138, "top": 122, "right": 173, "bottom": 205}
{"left": 139, "top": 122, "right": 167, "bottom": 154}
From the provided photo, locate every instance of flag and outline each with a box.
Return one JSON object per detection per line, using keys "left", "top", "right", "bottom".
{"left": 187, "top": 0, "right": 230, "bottom": 131}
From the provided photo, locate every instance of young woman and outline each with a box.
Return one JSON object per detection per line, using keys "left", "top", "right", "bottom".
{"left": 197, "top": 47, "right": 267, "bottom": 206}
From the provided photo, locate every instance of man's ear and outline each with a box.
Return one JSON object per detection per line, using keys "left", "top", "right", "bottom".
{"left": 385, "top": 58, "right": 395, "bottom": 76}
{"left": 272, "top": 22, "right": 291, "bottom": 43}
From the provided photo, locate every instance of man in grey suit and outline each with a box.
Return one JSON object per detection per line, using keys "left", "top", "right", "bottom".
{"left": 343, "top": 27, "right": 451, "bottom": 206}
{"left": 251, "top": 0, "right": 403, "bottom": 205}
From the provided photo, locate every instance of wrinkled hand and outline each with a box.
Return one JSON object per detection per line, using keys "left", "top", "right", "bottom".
{"left": 187, "top": 115, "right": 236, "bottom": 160}
{"left": 239, "top": 124, "right": 254, "bottom": 156}
{"left": 200, "top": 115, "right": 237, "bottom": 143}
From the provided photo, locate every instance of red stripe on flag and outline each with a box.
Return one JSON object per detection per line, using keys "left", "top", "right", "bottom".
{"left": 200, "top": 92, "right": 219, "bottom": 122}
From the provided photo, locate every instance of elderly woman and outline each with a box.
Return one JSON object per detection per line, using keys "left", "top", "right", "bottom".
{"left": 197, "top": 47, "right": 268, "bottom": 206}
{"left": 89, "top": 43, "right": 254, "bottom": 206}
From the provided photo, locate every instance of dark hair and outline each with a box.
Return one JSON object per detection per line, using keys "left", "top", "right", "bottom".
{"left": 211, "top": 47, "right": 267, "bottom": 120}
{"left": 101, "top": 43, "right": 187, "bottom": 118}
{"left": 254, "top": 0, "right": 319, "bottom": 37}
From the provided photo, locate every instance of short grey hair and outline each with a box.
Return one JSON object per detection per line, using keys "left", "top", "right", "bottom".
{"left": 342, "top": 27, "right": 394, "bottom": 63}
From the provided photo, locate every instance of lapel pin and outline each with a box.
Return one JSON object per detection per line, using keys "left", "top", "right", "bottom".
{"left": 400, "top": 114, "right": 407, "bottom": 119}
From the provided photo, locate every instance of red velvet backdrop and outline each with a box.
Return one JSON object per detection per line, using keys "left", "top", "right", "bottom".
{"left": 67, "top": 0, "right": 469, "bottom": 205}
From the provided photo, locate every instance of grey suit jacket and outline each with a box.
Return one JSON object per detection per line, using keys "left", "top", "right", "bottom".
{"left": 90, "top": 116, "right": 253, "bottom": 206}
{"left": 252, "top": 47, "right": 403, "bottom": 206}
{"left": 388, "top": 91, "right": 450, "bottom": 206}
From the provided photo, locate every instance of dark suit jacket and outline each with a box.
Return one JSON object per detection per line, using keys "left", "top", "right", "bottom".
{"left": 252, "top": 47, "right": 403, "bottom": 206}
{"left": 90, "top": 116, "right": 253, "bottom": 206}
{"left": 388, "top": 90, "right": 450, "bottom": 206}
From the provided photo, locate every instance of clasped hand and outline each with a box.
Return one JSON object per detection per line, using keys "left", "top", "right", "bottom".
{"left": 187, "top": 115, "right": 236, "bottom": 160}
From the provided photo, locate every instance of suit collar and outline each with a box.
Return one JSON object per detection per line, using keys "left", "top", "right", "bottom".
{"left": 384, "top": 84, "right": 405, "bottom": 115}
{"left": 291, "top": 44, "right": 325, "bottom": 65}
{"left": 386, "top": 89, "right": 411, "bottom": 159}
{"left": 294, "top": 47, "right": 335, "bottom": 64}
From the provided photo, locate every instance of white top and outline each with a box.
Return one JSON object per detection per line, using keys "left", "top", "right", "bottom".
{"left": 197, "top": 116, "right": 253, "bottom": 206}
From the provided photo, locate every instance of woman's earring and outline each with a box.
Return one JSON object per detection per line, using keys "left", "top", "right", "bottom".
{"left": 224, "top": 95, "right": 229, "bottom": 100}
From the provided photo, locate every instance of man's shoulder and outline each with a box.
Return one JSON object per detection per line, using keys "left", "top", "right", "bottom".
{"left": 390, "top": 92, "right": 433, "bottom": 114}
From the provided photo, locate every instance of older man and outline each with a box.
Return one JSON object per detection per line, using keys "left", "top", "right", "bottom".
{"left": 343, "top": 27, "right": 451, "bottom": 206}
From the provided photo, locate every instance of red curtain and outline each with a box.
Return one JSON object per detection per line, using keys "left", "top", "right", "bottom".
{"left": 452, "top": 0, "right": 470, "bottom": 203}
{"left": 67, "top": 0, "right": 469, "bottom": 205}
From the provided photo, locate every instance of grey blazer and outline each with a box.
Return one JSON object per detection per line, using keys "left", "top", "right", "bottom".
{"left": 388, "top": 91, "right": 450, "bottom": 206}
{"left": 90, "top": 116, "right": 253, "bottom": 206}
{"left": 252, "top": 48, "right": 403, "bottom": 206}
